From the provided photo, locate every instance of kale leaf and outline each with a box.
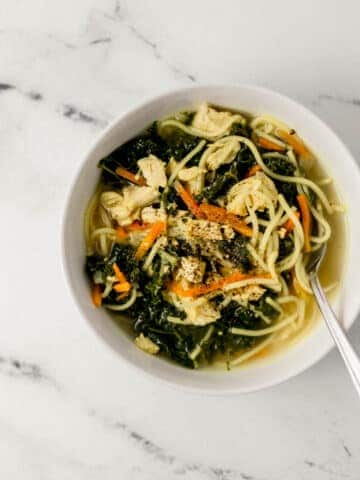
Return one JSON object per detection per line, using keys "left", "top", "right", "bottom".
{"left": 202, "top": 163, "right": 238, "bottom": 201}
{"left": 220, "top": 235, "right": 252, "bottom": 272}
{"left": 85, "top": 244, "right": 141, "bottom": 284}
{"left": 264, "top": 157, "right": 298, "bottom": 205}
{"left": 278, "top": 235, "right": 294, "bottom": 261}
{"left": 253, "top": 293, "right": 280, "bottom": 320}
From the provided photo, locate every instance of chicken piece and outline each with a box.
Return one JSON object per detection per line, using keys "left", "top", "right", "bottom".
{"left": 178, "top": 166, "right": 201, "bottom": 182}
{"left": 182, "top": 297, "right": 220, "bottom": 326}
{"left": 226, "top": 172, "right": 278, "bottom": 216}
{"left": 100, "top": 191, "right": 129, "bottom": 225}
{"left": 100, "top": 186, "right": 158, "bottom": 226}
{"left": 232, "top": 284, "right": 266, "bottom": 303}
{"left": 192, "top": 103, "right": 243, "bottom": 138}
{"left": 176, "top": 256, "right": 206, "bottom": 284}
{"left": 177, "top": 166, "right": 203, "bottom": 195}
{"left": 137, "top": 155, "right": 167, "bottom": 189}
{"left": 135, "top": 333, "right": 159, "bottom": 354}
{"left": 186, "top": 219, "right": 227, "bottom": 242}
{"left": 205, "top": 138, "right": 240, "bottom": 171}
{"left": 141, "top": 206, "right": 167, "bottom": 224}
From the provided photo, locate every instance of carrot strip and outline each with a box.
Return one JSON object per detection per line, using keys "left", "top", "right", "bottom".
{"left": 128, "top": 220, "right": 150, "bottom": 231}
{"left": 283, "top": 211, "right": 300, "bottom": 234}
{"left": 174, "top": 181, "right": 202, "bottom": 216}
{"left": 113, "top": 281, "right": 131, "bottom": 293}
{"left": 174, "top": 182, "right": 252, "bottom": 237}
{"left": 115, "top": 167, "right": 147, "bottom": 186}
{"left": 135, "top": 221, "right": 166, "bottom": 260}
{"left": 197, "top": 203, "right": 227, "bottom": 223}
{"left": 116, "top": 226, "right": 128, "bottom": 240}
{"left": 91, "top": 284, "right": 102, "bottom": 307}
{"left": 276, "top": 129, "right": 309, "bottom": 157}
{"left": 257, "top": 136, "right": 285, "bottom": 152}
{"left": 198, "top": 204, "right": 253, "bottom": 238}
{"left": 297, "top": 194, "right": 312, "bottom": 252}
{"left": 245, "top": 164, "right": 262, "bottom": 177}
{"left": 225, "top": 212, "right": 253, "bottom": 237}
{"left": 113, "top": 263, "right": 127, "bottom": 283}
{"left": 168, "top": 272, "right": 271, "bottom": 298}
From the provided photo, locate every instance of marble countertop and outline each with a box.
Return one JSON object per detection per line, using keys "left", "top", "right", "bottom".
{"left": 1, "top": 0, "right": 360, "bottom": 478}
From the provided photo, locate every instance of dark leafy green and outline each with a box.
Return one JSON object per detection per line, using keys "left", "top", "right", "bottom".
{"left": 278, "top": 235, "right": 294, "bottom": 261}
{"left": 220, "top": 235, "right": 252, "bottom": 272}
{"left": 99, "top": 122, "right": 205, "bottom": 188}
{"left": 264, "top": 157, "right": 298, "bottom": 204}
{"left": 86, "top": 244, "right": 141, "bottom": 284}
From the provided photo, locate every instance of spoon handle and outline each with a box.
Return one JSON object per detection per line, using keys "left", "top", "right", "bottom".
{"left": 310, "top": 274, "right": 360, "bottom": 397}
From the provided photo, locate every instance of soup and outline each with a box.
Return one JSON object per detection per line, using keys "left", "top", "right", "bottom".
{"left": 84, "top": 103, "right": 345, "bottom": 369}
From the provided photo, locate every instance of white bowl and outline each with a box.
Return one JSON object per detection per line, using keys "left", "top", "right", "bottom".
{"left": 62, "top": 85, "right": 360, "bottom": 394}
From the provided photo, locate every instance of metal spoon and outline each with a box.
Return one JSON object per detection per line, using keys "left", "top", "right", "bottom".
{"left": 307, "top": 244, "right": 360, "bottom": 396}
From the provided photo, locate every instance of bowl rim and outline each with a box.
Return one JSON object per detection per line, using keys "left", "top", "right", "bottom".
{"left": 61, "top": 83, "right": 360, "bottom": 395}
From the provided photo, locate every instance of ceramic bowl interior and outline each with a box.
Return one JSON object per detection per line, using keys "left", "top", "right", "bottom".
{"left": 62, "top": 85, "right": 360, "bottom": 394}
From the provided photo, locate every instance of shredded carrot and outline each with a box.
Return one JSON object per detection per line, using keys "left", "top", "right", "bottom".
{"left": 245, "top": 164, "right": 262, "bottom": 177}
{"left": 174, "top": 181, "right": 202, "bottom": 217}
{"left": 197, "top": 203, "right": 227, "bottom": 223}
{"left": 283, "top": 210, "right": 300, "bottom": 234}
{"left": 128, "top": 220, "right": 150, "bottom": 231}
{"left": 198, "top": 204, "right": 253, "bottom": 238}
{"left": 297, "top": 194, "right": 312, "bottom": 252}
{"left": 116, "top": 226, "right": 128, "bottom": 240}
{"left": 115, "top": 167, "right": 147, "bottom": 186}
{"left": 257, "top": 136, "right": 285, "bottom": 152}
{"left": 276, "top": 129, "right": 309, "bottom": 157}
{"left": 135, "top": 221, "right": 166, "bottom": 260}
{"left": 174, "top": 182, "right": 252, "bottom": 237}
{"left": 225, "top": 212, "right": 253, "bottom": 237}
{"left": 113, "top": 263, "right": 127, "bottom": 283}
{"left": 168, "top": 272, "right": 271, "bottom": 298}
{"left": 91, "top": 284, "right": 102, "bottom": 307}
{"left": 113, "top": 281, "right": 131, "bottom": 293}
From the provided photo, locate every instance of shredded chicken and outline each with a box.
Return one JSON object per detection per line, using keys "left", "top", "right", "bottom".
{"left": 205, "top": 138, "right": 240, "bottom": 171}
{"left": 135, "top": 334, "right": 159, "bottom": 354}
{"left": 182, "top": 297, "right": 220, "bottom": 326}
{"left": 232, "top": 285, "right": 266, "bottom": 303}
{"left": 100, "top": 186, "right": 158, "bottom": 226}
{"left": 192, "top": 102, "right": 243, "bottom": 138}
{"left": 176, "top": 256, "right": 206, "bottom": 284}
{"left": 138, "top": 155, "right": 167, "bottom": 189}
{"left": 141, "top": 206, "right": 167, "bottom": 224}
{"left": 226, "top": 172, "right": 278, "bottom": 216}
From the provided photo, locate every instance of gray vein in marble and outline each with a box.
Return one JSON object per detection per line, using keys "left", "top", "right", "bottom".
{"left": 46, "top": 33, "right": 76, "bottom": 49}
{"left": 61, "top": 104, "right": 107, "bottom": 127}
{"left": 27, "top": 91, "right": 43, "bottom": 101}
{"left": 305, "top": 460, "right": 350, "bottom": 478}
{"left": 318, "top": 94, "right": 360, "bottom": 106}
{"left": 89, "top": 37, "right": 112, "bottom": 45}
{"left": 0, "top": 356, "right": 50, "bottom": 382}
{"left": 0, "top": 82, "right": 15, "bottom": 91}
{"left": 0, "top": 76, "right": 108, "bottom": 129}
{"left": 343, "top": 444, "right": 352, "bottom": 458}
{"left": 113, "top": 2, "right": 195, "bottom": 82}
{"left": 89, "top": 409, "right": 258, "bottom": 480}
{"left": 128, "top": 24, "right": 195, "bottom": 82}
{"left": 0, "top": 81, "right": 43, "bottom": 103}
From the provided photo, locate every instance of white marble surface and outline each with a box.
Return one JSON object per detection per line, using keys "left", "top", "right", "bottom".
{"left": 1, "top": 0, "right": 360, "bottom": 478}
